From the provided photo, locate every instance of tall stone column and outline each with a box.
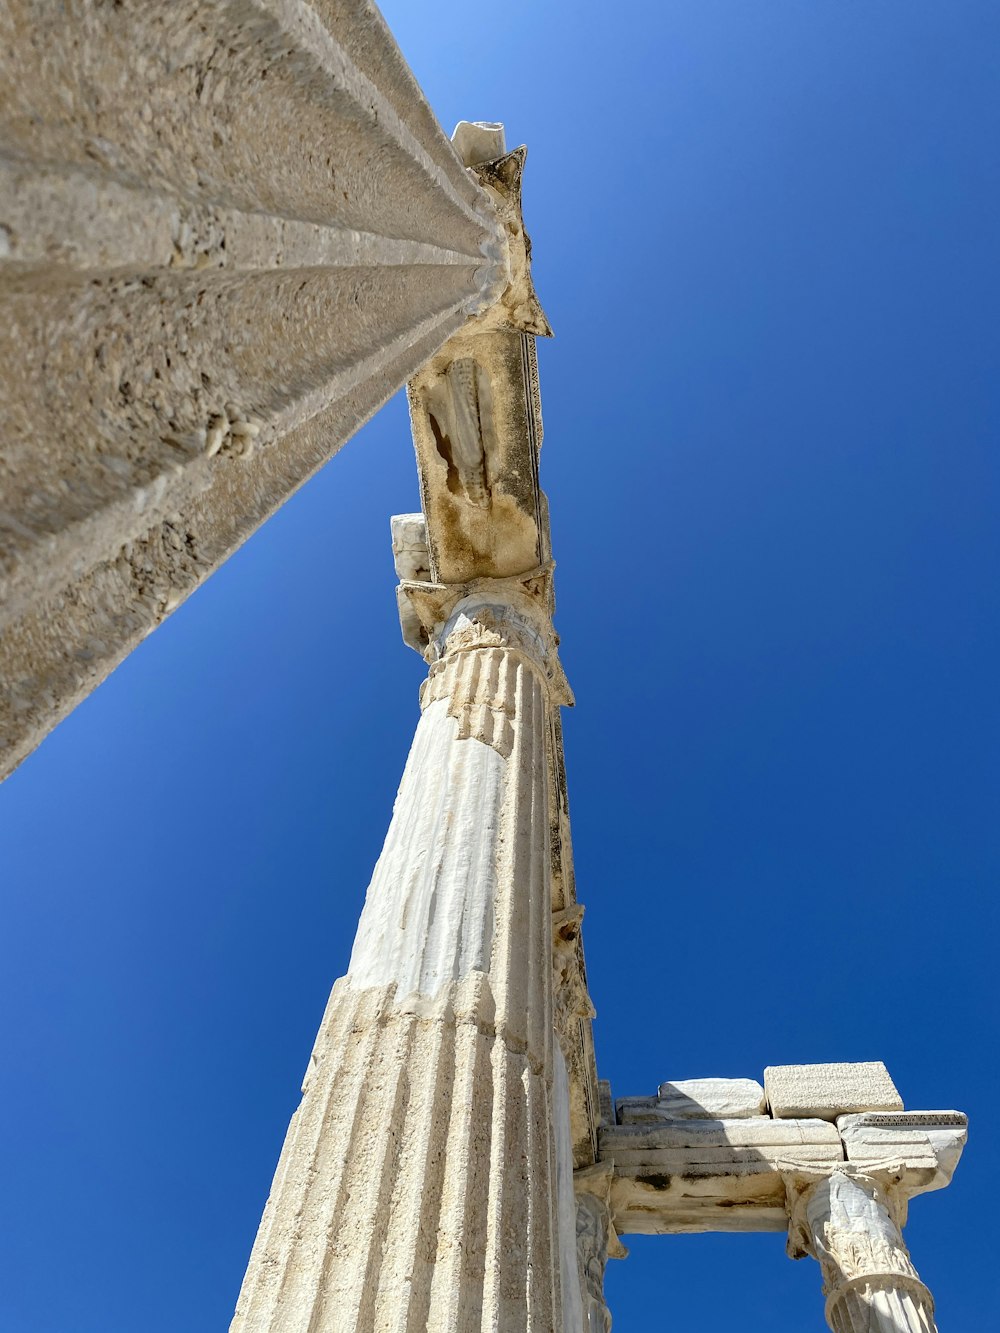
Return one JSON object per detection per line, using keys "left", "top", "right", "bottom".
{"left": 231, "top": 589, "right": 575, "bottom": 1332}
{"left": 786, "top": 1166, "right": 938, "bottom": 1333}
{"left": 0, "top": 3, "right": 507, "bottom": 778}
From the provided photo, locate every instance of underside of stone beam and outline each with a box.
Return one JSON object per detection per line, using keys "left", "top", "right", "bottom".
{"left": 0, "top": 0, "right": 506, "bottom": 778}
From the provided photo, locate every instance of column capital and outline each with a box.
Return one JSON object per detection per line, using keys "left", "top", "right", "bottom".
{"left": 392, "top": 525, "right": 573, "bottom": 706}
{"left": 780, "top": 1160, "right": 908, "bottom": 1257}
{"left": 780, "top": 1162, "right": 937, "bottom": 1332}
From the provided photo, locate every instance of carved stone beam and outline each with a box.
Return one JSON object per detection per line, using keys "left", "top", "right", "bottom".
{"left": 0, "top": 8, "right": 509, "bottom": 779}
{"left": 837, "top": 1111, "right": 968, "bottom": 1196}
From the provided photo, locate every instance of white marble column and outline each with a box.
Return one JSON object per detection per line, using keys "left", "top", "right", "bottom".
{"left": 787, "top": 1167, "right": 937, "bottom": 1333}
{"left": 232, "top": 593, "right": 573, "bottom": 1332}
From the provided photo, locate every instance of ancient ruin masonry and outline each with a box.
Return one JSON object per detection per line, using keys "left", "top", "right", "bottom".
{"left": 0, "top": 5, "right": 966, "bottom": 1328}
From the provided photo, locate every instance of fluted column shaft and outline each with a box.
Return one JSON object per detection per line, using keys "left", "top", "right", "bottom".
{"left": 793, "top": 1170, "right": 937, "bottom": 1333}
{"left": 232, "top": 597, "right": 575, "bottom": 1332}
{"left": 0, "top": 2, "right": 506, "bottom": 778}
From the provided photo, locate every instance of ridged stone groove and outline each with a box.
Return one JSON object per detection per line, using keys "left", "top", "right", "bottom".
{"left": 423, "top": 646, "right": 519, "bottom": 757}
{"left": 828, "top": 1286, "right": 936, "bottom": 1333}
{"left": 0, "top": 0, "right": 504, "bottom": 778}
{"left": 232, "top": 648, "right": 573, "bottom": 1331}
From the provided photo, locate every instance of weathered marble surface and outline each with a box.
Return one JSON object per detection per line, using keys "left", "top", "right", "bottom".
{"left": 618, "top": 1077, "right": 766, "bottom": 1122}
{"left": 766, "top": 1062, "right": 903, "bottom": 1120}
{"left": 232, "top": 597, "right": 569, "bottom": 1331}
{"left": 602, "top": 1115, "right": 844, "bottom": 1235}
{"left": 0, "top": 5, "right": 505, "bottom": 779}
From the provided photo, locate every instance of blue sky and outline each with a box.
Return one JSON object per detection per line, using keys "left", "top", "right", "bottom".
{"left": 2, "top": 2, "right": 997, "bottom": 1329}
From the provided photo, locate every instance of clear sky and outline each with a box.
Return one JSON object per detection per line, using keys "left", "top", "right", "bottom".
{"left": 2, "top": 2, "right": 997, "bottom": 1329}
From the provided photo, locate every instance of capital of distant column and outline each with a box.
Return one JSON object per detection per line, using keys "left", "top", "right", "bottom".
{"left": 393, "top": 530, "right": 574, "bottom": 710}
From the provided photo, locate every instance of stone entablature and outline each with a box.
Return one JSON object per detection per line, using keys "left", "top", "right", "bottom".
{"left": 602, "top": 1069, "right": 966, "bottom": 1237}
{"left": 601, "top": 1067, "right": 965, "bottom": 1331}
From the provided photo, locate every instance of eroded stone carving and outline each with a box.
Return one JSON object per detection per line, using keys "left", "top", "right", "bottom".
{"left": 786, "top": 1166, "right": 937, "bottom": 1333}
{"left": 574, "top": 1165, "right": 627, "bottom": 1333}
{"left": 406, "top": 129, "right": 552, "bottom": 586}
{"left": 552, "top": 904, "right": 597, "bottom": 1066}
{"left": 425, "top": 357, "right": 497, "bottom": 508}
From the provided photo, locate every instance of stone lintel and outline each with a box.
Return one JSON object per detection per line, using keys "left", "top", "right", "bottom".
{"left": 599, "top": 1116, "right": 842, "bottom": 1233}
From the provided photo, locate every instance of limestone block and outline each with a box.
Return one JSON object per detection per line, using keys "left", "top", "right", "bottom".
{"left": 765, "top": 1062, "right": 903, "bottom": 1120}
{"left": 654, "top": 1077, "right": 766, "bottom": 1119}
{"left": 390, "top": 513, "right": 431, "bottom": 583}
